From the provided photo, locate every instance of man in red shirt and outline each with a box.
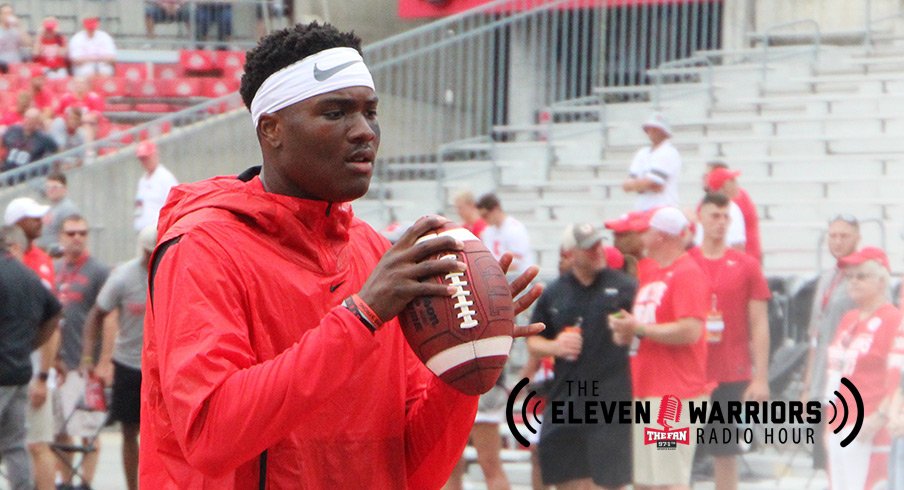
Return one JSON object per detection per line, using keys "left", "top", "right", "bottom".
{"left": 705, "top": 164, "right": 761, "bottom": 263}
{"left": 689, "top": 193, "right": 770, "bottom": 490}
{"left": 141, "top": 23, "right": 544, "bottom": 489}
{"left": 25, "top": 67, "right": 57, "bottom": 120}
{"left": 453, "top": 189, "right": 487, "bottom": 238}
{"left": 56, "top": 77, "right": 105, "bottom": 117}
{"left": 610, "top": 206, "right": 711, "bottom": 490}
{"left": 5, "top": 197, "right": 54, "bottom": 289}
{"left": 32, "top": 17, "right": 68, "bottom": 78}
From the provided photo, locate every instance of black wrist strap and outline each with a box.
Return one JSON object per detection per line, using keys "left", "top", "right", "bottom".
{"left": 343, "top": 297, "right": 377, "bottom": 333}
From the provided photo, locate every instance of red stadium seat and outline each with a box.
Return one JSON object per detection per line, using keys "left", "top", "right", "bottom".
{"left": 0, "top": 75, "right": 21, "bottom": 92}
{"left": 45, "top": 78, "right": 69, "bottom": 94}
{"left": 201, "top": 78, "right": 240, "bottom": 98}
{"left": 93, "top": 77, "right": 129, "bottom": 97}
{"left": 130, "top": 80, "right": 162, "bottom": 98}
{"left": 160, "top": 78, "right": 202, "bottom": 98}
{"left": 222, "top": 65, "right": 244, "bottom": 84}
{"left": 154, "top": 63, "right": 184, "bottom": 80}
{"left": 0, "top": 91, "right": 15, "bottom": 109}
{"left": 116, "top": 63, "right": 148, "bottom": 82}
{"left": 180, "top": 50, "right": 217, "bottom": 74}
{"left": 12, "top": 63, "right": 40, "bottom": 80}
{"left": 215, "top": 50, "right": 245, "bottom": 71}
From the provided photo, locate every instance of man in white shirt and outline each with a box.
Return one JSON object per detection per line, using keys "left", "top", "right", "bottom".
{"left": 622, "top": 112, "right": 683, "bottom": 211}
{"left": 68, "top": 17, "right": 116, "bottom": 78}
{"left": 475, "top": 193, "right": 535, "bottom": 277}
{"left": 134, "top": 141, "right": 178, "bottom": 231}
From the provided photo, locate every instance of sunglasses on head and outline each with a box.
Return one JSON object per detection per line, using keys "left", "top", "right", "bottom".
{"left": 830, "top": 214, "right": 859, "bottom": 225}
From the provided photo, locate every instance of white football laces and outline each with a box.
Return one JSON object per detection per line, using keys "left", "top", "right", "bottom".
{"left": 441, "top": 253, "right": 479, "bottom": 329}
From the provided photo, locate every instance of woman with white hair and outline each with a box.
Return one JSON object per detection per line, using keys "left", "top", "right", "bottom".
{"left": 824, "top": 247, "right": 903, "bottom": 490}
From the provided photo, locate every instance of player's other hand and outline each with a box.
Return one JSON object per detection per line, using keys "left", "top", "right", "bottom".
{"left": 498, "top": 253, "right": 545, "bottom": 338}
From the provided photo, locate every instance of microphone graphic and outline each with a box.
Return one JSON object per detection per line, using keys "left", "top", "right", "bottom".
{"left": 657, "top": 395, "right": 682, "bottom": 430}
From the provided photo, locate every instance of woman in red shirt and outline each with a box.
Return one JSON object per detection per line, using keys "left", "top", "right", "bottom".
{"left": 825, "top": 247, "right": 902, "bottom": 490}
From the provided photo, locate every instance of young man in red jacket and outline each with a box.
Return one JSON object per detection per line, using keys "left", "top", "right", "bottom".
{"left": 140, "top": 22, "right": 543, "bottom": 489}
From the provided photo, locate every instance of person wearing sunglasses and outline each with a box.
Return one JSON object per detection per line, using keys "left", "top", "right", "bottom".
{"left": 800, "top": 214, "right": 861, "bottom": 469}
{"left": 52, "top": 214, "right": 109, "bottom": 490}
{"left": 824, "top": 247, "right": 902, "bottom": 489}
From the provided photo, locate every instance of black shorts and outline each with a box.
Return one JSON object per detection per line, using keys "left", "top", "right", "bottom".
{"left": 538, "top": 424, "right": 631, "bottom": 487}
{"left": 110, "top": 361, "right": 141, "bottom": 425}
{"left": 698, "top": 381, "right": 748, "bottom": 457}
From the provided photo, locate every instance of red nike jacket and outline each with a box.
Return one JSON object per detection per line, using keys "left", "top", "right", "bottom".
{"left": 140, "top": 170, "right": 479, "bottom": 489}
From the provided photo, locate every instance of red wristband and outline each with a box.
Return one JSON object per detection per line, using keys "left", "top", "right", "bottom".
{"left": 351, "top": 294, "right": 385, "bottom": 330}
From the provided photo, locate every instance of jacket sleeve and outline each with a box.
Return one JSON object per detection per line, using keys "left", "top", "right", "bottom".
{"left": 402, "top": 340, "right": 479, "bottom": 489}
{"left": 149, "top": 231, "right": 380, "bottom": 475}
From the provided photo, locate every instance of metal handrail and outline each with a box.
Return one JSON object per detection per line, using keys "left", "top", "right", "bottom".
{"left": 751, "top": 19, "right": 821, "bottom": 83}
{"left": 649, "top": 55, "right": 715, "bottom": 110}
{"left": 864, "top": 6, "right": 904, "bottom": 48}
{"left": 434, "top": 135, "right": 494, "bottom": 205}
{"left": 0, "top": 93, "right": 243, "bottom": 186}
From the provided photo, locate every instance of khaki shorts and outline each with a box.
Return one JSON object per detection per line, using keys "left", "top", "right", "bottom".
{"left": 474, "top": 385, "right": 508, "bottom": 424}
{"left": 26, "top": 391, "right": 54, "bottom": 444}
{"left": 633, "top": 394, "right": 708, "bottom": 486}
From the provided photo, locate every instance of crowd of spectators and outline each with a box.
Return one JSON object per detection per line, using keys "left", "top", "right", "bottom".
{"left": 0, "top": 5, "right": 115, "bottom": 177}
{"left": 0, "top": 1, "right": 285, "bottom": 184}
{"left": 431, "top": 113, "right": 904, "bottom": 490}
{"left": 0, "top": 134, "right": 178, "bottom": 488}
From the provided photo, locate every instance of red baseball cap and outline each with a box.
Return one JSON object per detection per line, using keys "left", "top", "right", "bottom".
{"left": 605, "top": 246, "right": 625, "bottom": 270}
{"left": 83, "top": 17, "right": 100, "bottom": 30}
{"left": 839, "top": 246, "right": 890, "bottom": 271}
{"left": 604, "top": 210, "right": 651, "bottom": 234}
{"left": 43, "top": 18, "right": 58, "bottom": 31}
{"left": 136, "top": 140, "right": 157, "bottom": 157}
{"left": 706, "top": 168, "right": 741, "bottom": 191}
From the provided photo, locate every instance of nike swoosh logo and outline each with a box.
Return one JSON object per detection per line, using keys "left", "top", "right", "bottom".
{"left": 329, "top": 281, "right": 345, "bottom": 293}
{"left": 313, "top": 60, "right": 360, "bottom": 81}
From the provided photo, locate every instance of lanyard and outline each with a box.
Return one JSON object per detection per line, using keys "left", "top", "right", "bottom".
{"left": 821, "top": 269, "right": 843, "bottom": 311}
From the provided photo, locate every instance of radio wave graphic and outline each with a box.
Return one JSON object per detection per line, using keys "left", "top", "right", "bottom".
{"left": 506, "top": 377, "right": 543, "bottom": 447}
{"left": 827, "top": 377, "right": 864, "bottom": 448}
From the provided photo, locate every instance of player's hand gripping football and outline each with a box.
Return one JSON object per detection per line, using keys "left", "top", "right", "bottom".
{"left": 358, "top": 215, "right": 470, "bottom": 322}
{"left": 497, "top": 253, "right": 545, "bottom": 338}
{"left": 358, "top": 214, "right": 544, "bottom": 337}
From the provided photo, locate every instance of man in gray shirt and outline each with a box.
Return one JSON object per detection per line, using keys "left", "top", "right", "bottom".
{"left": 37, "top": 173, "right": 80, "bottom": 254}
{"left": 81, "top": 225, "right": 155, "bottom": 490}
{"left": 55, "top": 215, "right": 108, "bottom": 372}
{"left": 800, "top": 215, "right": 860, "bottom": 468}
{"left": 52, "top": 214, "right": 108, "bottom": 489}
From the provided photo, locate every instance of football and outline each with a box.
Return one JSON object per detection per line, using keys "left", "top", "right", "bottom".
{"left": 399, "top": 225, "right": 515, "bottom": 396}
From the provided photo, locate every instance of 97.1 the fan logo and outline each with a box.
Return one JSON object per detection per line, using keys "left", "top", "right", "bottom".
{"left": 644, "top": 395, "right": 690, "bottom": 449}
{"left": 506, "top": 377, "right": 865, "bottom": 449}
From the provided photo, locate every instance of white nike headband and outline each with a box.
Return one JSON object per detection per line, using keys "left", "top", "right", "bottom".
{"left": 249, "top": 47, "right": 375, "bottom": 128}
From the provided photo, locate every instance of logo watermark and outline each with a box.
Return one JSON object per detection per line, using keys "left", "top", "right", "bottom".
{"left": 505, "top": 377, "right": 864, "bottom": 449}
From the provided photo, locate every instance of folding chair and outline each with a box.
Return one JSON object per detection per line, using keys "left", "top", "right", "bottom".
{"left": 51, "top": 375, "right": 109, "bottom": 490}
